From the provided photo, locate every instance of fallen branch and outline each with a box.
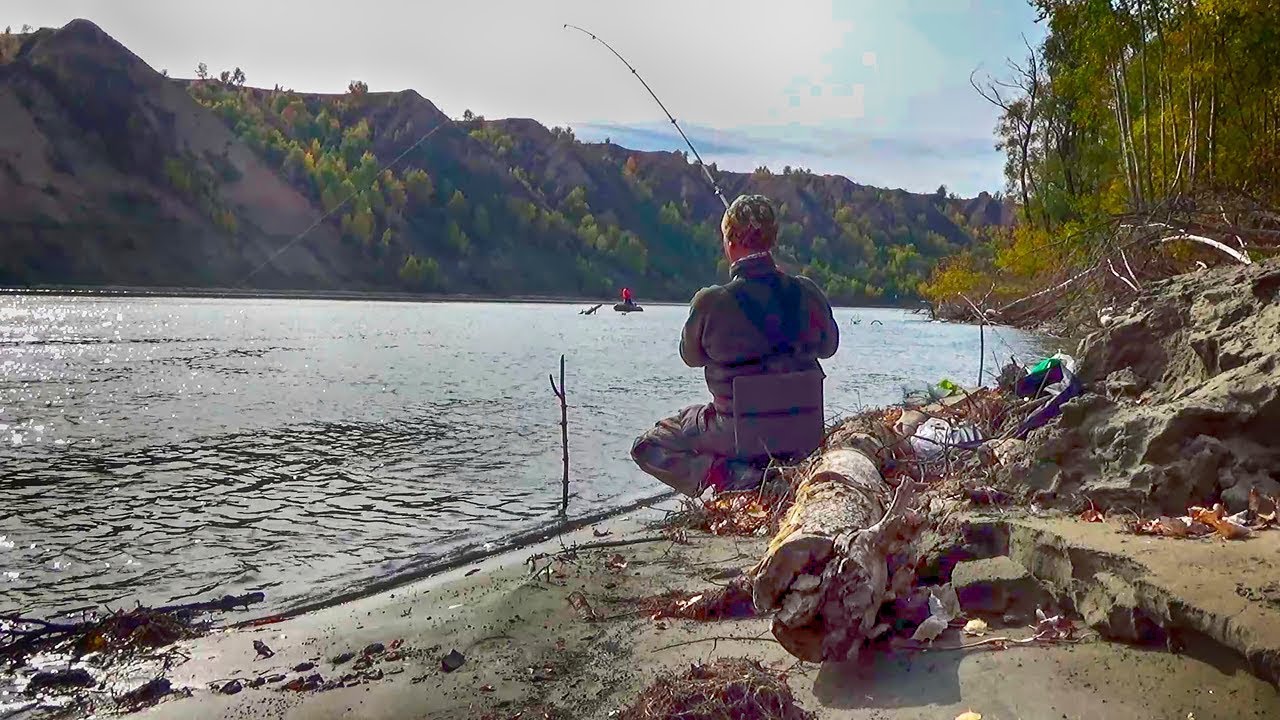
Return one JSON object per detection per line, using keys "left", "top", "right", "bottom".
{"left": 1157, "top": 233, "right": 1253, "bottom": 264}
{"left": 751, "top": 444, "right": 925, "bottom": 662}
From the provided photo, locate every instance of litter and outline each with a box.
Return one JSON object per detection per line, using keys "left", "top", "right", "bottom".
{"left": 909, "top": 418, "right": 985, "bottom": 460}
{"left": 911, "top": 584, "right": 960, "bottom": 642}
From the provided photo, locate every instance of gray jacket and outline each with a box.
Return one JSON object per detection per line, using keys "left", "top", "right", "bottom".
{"left": 679, "top": 254, "right": 839, "bottom": 414}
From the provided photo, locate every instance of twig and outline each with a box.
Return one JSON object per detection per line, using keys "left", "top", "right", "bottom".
{"left": 650, "top": 636, "right": 777, "bottom": 653}
{"left": 900, "top": 632, "right": 1096, "bottom": 653}
{"left": 563, "top": 535, "right": 669, "bottom": 553}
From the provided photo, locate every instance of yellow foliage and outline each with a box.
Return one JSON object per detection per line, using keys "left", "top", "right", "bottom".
{"left": 994, "top": 224, "right": 1065, "bottom": 286}
{"left": 919, "top": 252, "right": 987, "bottom": 304}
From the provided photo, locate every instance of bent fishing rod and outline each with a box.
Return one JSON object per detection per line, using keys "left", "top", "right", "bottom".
{"left": 563, "top": 24, "right": 730, "bottom": 210}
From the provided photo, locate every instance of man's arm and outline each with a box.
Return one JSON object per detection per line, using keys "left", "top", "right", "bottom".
{"left": 797, "top": 277, "right": 839, "bottom": 359}
{"left": 678, "top": 287, "right": 714, "bottom": 367}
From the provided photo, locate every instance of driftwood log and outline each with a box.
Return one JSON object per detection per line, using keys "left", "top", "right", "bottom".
{"left": 751, "top": 441, "right": 923, "bottom": 662}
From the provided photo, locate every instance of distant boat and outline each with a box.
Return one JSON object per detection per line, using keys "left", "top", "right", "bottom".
{"left": 614, "top": 302, "right": 643, "bottom": 313}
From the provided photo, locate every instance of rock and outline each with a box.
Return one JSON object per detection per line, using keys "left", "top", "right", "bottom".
{"left": 1221, "top": 473, "right": 1280, "bottom": 514}
{"left": 292, "top": 661, "right": 316, "bottom": 672}
{"left": 440, "top": 649, "right": 465, "bottom": 673}
{"left": 951, "top": 556, "right": 1045, "bottom": 616}
{"left": 978, "top": 439, "right": 1027, "bottom": 467}
{"left": 1103, "top": 367, "right": 1144, "bottom": 397}
{"left": 219, "top": 679, "right": 243, "bottom": 695}
{"left": 362, "top": 642, "right": 385, "bottom": 656}
{"left": 119, "top": 677, "right": 172, "bottom": 707}
{"left": 26, "top": 668, "right": 94, "bottom": 694}
{"left": 265, "top": 674, "right": 286, "bottom": 683}
{"left": 331, "top": 651, "right": 356, "bottom": 665}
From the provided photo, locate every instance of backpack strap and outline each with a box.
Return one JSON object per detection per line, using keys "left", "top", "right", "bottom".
{"left": 727, "top": 275, "right": 804, "bottom": 368}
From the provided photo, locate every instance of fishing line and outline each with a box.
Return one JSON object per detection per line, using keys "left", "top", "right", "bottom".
{"left": 563, "top": 23, "right": 730, "bottom": 210}
{"left": 239, "top": 117, "right": 452, "bottom": 286}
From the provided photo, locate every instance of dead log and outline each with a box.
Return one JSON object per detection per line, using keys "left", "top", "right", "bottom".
{"left": 750, "top": 442, "right": 923, "bottom": 662}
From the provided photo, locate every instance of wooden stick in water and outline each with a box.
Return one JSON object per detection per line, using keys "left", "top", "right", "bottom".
{"left": 549, "top": 354, "right": 569, "bottom": 515}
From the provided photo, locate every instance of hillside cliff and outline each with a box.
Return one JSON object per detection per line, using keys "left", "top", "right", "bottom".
{"left": 0, "top": 19, "right": 1012, "bottom": 303}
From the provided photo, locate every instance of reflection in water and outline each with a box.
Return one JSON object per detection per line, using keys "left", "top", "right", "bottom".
{"left": 0, "top": 295, "right": 1052, "bottom": 615}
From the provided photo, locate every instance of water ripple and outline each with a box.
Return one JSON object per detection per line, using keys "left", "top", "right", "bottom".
{"left": 0, "top": 295, "right": 1050, "bottom": 615}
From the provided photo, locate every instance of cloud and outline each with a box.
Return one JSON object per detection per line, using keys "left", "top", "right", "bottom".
{"left": 574, "top": 123, "right": 753, "bottom": 156}
{"left": 573, "top": 121, "right": 1001, "bottom": 195}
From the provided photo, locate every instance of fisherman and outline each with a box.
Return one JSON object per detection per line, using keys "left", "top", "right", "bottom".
{"left": 620, "top": 287, "right": 636, "bottom": 307}
{"left": 630, "top": 195, "right": 839, "bottom": 496}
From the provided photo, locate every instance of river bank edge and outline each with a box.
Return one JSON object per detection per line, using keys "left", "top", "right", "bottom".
{"left": 120, "top": 502, "right": 1280, "bottom": 719}
{"left": 0, "top": 284, "right": 927, "bottom": 313}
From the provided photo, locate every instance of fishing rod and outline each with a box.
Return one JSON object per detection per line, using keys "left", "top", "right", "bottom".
{"left": 563, "top": 24, "right": 730, "bottom": 210}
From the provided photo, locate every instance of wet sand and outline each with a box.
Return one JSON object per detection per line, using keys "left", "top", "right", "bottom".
{"left": 132, "top": 501, "right": 1280, "bottom": 720}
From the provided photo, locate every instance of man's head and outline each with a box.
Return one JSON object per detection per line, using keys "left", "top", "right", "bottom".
{"left": 720, "top": 194, "right": 778, "bottom": 262}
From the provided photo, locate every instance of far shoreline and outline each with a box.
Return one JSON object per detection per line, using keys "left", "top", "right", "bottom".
{"left": 0, "top": 284, "right": 926, "bottom": 312}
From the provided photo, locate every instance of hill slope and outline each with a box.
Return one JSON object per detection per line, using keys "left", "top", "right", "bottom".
{"left": 0, "top": 19, "right": 1012, "bottom": 303}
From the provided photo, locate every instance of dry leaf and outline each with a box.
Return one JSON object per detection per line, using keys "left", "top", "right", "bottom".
{"left": 1080, "top": 500, "right": 1104, "bottom": 523}
{"left": 1191, "top": 505, "right": 1252, "bottom": 540}
{"left": 962, "top": 619, "right": 988, "bottom": 636}
{"left": 1248, "top": 488, "right": 1277, "bottom": 525}
{"left": 677, "top": 594, "right": 704, "bottom": 612}
{"left": 567, "top": 591, "right": 597, "bottom": 621}
{"left": 956, "top": 711, "right": 982, "bottom": 720}
{"left": 606, "top": 554, "right": 628, "bottom": 571}
{"left": 1157, "top": 516, "right": 1190, "bottom": 537}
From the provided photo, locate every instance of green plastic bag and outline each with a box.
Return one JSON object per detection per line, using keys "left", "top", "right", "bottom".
{"left": 938, "top": 379, "right": 961, "bottom": 395}
{"left": 1028, "top": 356, "right": 1063, "bottom": 376}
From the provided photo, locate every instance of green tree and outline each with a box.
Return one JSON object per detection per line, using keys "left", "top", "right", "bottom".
{"left": 403, "top": 169, "right": 434, "bottom": 205}
{"left": 561, "top": 186, "right": 589, "bottom": 219}
{"left": 445, "top": 221, "right": 471, "bottom": 254}
{"left": 446, "top": 189, "right": 469, "bottom": 219}
{"left": 399, "top": 254, "right": 440, "bottom": 289}
{"left": 473, "top": 205, "right": 492, "bottom": 237}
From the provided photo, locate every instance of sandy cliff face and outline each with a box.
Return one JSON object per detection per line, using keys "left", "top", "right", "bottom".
{"left": 1017, "top": 258, "right": 1280, "bottom": 514}
{"left": 0, "top": 19, "right": 356, "bottom": 288}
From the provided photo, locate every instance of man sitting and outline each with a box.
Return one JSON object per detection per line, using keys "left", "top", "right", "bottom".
{"left": 630, "top": 194, "right": 839, "bottom": 496}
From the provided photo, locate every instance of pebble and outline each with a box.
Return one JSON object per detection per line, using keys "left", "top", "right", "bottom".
{"left": 441, "top": 649, "right": 466, "bottom": 672}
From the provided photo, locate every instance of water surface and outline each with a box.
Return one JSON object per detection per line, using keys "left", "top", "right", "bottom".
{"left": 0, "top": 295, "right": 1053, "bottom": 615}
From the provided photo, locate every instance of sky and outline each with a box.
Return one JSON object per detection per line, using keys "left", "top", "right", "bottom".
{"left": 8, "top": 1, "right": 1046, "bottom": 196}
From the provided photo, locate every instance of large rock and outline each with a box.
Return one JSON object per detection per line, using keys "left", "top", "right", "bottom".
{"left": 951, "top": 556, "right": 1048, "bottom": 617}
{"left": 1015, "top": 259, "right": 1280, "bottom": 515}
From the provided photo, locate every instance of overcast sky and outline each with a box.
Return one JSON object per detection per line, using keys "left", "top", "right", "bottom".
{"left": 9, "top": 1, "right": 1045, "bottom": 196}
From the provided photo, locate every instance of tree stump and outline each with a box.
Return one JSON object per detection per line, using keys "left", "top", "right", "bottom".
{"left": 750, "top": 440, "right": 923, "bottom": 662}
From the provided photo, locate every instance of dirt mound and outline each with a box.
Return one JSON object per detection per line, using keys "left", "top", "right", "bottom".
{"left": 1015, "top": 258, "right": 1280, "bottom": 514}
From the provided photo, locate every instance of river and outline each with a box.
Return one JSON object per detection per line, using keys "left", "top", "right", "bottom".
{"left": 0, "top": 294, "right": 1053, "bottom": 616}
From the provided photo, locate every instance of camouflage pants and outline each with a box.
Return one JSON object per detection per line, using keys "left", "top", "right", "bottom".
{"left": 630, "top": 403, "right": 737, "bottom": 497}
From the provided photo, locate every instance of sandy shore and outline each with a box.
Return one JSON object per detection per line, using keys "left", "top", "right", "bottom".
{"left": 120, "top": 499, "right": 1280, "bottom": 720}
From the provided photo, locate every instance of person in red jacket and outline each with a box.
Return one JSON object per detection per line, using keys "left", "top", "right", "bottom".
{"left": 620, "top": 287, "right": 635, "bottom": 305}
